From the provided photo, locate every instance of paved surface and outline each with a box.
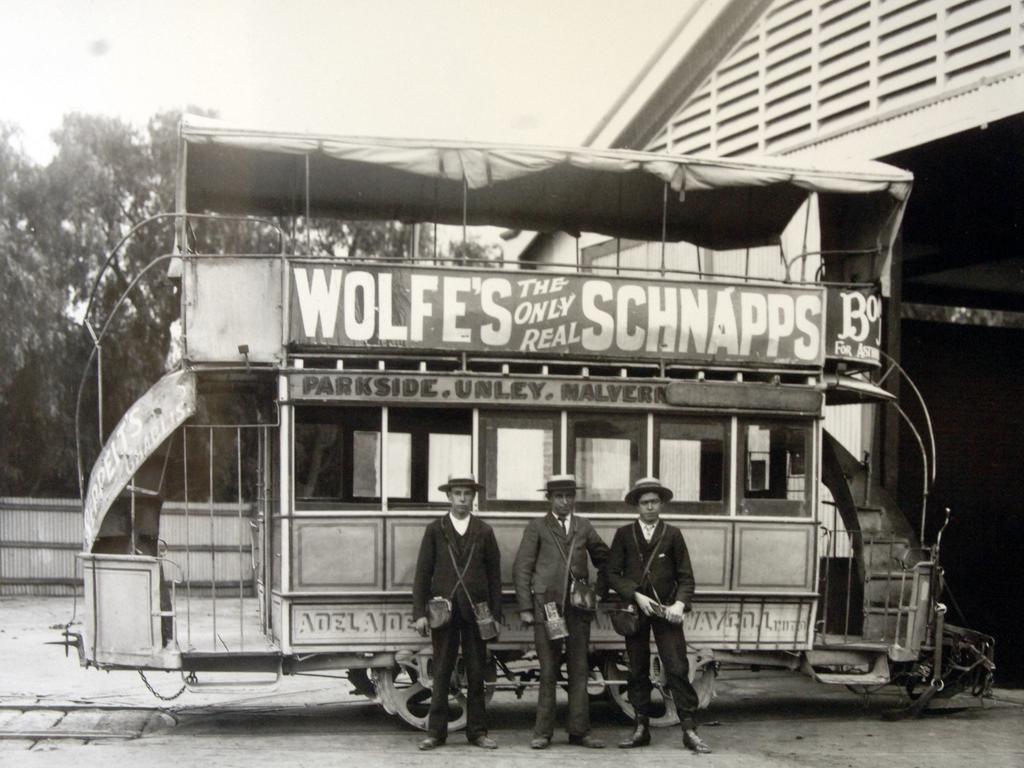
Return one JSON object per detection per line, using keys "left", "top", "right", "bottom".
{"left": 1, "top": 596, "right": 1022, "bottom": 767}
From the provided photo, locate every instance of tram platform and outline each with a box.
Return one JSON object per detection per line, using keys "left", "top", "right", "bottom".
{"left": 2, "top": 595, "right": 1022, "bottom": 768}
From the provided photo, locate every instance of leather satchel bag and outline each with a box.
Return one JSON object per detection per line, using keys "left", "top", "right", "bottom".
{"left": 569, "top": 578, "right": 598, "bottom": 612}
{"left": 609, "top": 604, "right": 640, "bottom": 636}
{"left": 426, "top": 596, "right": 452, "bottom": 629}
{"left": 552, "top": 530, "right": 598, "bottom": 613}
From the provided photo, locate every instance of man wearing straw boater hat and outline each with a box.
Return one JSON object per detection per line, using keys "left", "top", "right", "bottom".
{"left": 608, "top": 477, "right": 711, "bottom": 753}
{"left": 513, "top": 474, "right": 610, "bottom": 749}
{"left": 412, "top": 474, "right": 503, "bottom": 751}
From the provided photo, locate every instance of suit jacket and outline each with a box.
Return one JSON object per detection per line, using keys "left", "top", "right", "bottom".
{"left": 607, "top": 520, "right": 695, "bottom": 608}
{"left": 412, "top": 515, "right": 503, "bottom": 623}
{"left": 513, "top": 512, "right": 610, "bottom": 613}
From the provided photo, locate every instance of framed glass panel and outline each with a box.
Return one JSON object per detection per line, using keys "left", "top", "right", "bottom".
{"left": 655, "top": 417, "right": 727, "bottom": 515}
{"left": 294, "top": 405, "right": 380, "bottom": 507}
{"left": 427, "top": 433, "right": 473, "bottom": 502}
{"left": 387, "top": 408, "right": 472, "bottom": 506}
{"left": 352, "top": 431, "right": 412, "bottom": 498}
{"left": 479, "top": 411, "right": 559, "bottom": 510}
{"left": 569, "top": 413, "right": 644, "bottom": 509}
{"left": 295, "top": 421, "right": 344, "bottom": 500}
{"left": 737, "top": 420, "right": 812, "bottom": 517}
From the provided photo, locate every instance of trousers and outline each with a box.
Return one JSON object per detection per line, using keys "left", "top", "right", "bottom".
{"left": 428, "top": 611, "right": 488, "bottom": 741}
{"left": 533, "top": 606, "right": 592, "bottom": 738}
{"left": 624, "top": 614, "right": 699, "bottom": 730}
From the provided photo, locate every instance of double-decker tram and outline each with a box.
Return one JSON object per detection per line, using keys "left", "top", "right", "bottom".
{"left": 70, "top": 116, "right": 994, "bottom": 726}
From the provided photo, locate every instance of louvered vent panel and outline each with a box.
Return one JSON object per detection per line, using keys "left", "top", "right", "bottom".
{"left": 647, "top": 0, "right": 1021, "bottom": 159}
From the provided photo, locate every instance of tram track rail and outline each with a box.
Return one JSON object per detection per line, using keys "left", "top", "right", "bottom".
{"left": 0, "top": 703, "right": 175, "bottom": 743}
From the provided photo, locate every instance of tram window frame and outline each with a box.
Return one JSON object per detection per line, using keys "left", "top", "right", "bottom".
{"left": 568, "top": 412, "right": 645, "bottom": 511}
{"left": 736, "top": 418, "right": 812, "bottom": 518}
{"left": 478, "top": 410, "right": 561, "bottom": 511}
{"left": 294, "top": 405, "right": 381, "bottom": 508}
{"left": 385, "top": 407, "right": 473, "bottom": 508}
{"left": 293, "top": 405, "right": 473, "bottom": 508}
{"left": 653, "top": 416, "right": 728, "bottom": 515}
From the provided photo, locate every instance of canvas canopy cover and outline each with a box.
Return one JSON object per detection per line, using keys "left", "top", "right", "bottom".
{"left": 179, "top": 115, "right": 912, "bottom": 256}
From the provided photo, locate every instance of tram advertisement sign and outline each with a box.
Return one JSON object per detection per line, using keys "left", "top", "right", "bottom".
{"left": 825, "top": 285, "right": 882, "bottom": 368}
{"left": 291, "top": 599, "right": 812, "bottom": 648}
{"left": 289, "top": 263, "right": 826, "bottom": 366}
{"left": 83, "top": 370, "right": 197, "bottom": 548}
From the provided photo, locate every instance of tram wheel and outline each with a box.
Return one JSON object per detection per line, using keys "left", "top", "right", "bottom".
{"left": 372, "top": 651, "right": 496, "bottom": 732}
{"left": 601, "top": 653, "right": 716, "bottom": 728}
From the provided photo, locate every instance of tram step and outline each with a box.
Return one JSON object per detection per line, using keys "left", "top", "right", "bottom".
{"left": 862, "top": 541, "right": 912, "bottom": 570}
{"left": 864, "top": 577, "right": 914, "bottom": 606}
{"left": 861, "top": 612, "right": 912, "bottom": 643}
{"left": 854, "top": 507, "right": 886, "bottom": 533}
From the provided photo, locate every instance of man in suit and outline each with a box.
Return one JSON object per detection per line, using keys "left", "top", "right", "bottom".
{"left": 513, "top": 474, "right": 610, "bottom": 749}
{"left": 607, "top": 477, "right": 712, "bottom": 753}
{"left": 412, "top": 474, "right": 503, "bottom": 751}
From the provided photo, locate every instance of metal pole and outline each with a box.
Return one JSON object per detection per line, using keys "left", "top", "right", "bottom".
{"left": 660, "top": 182, "right": 668, "bottom": 276}
{"left": 209, "top": 428, "right": 216, "bottom": 646}
{"left": 305, "top": 155, "right": 311, "bottom": 256}
{"left": 184, "top": 429, "right": 191, "bottom": 648}
{"left": 237, "top": 426, "right": 244, "bottom": 652}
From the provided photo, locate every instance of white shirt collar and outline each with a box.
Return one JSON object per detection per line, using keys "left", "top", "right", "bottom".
{"left": 449, "top": 512, "right": 471, "bottom": 536}
{"left": 639, "top": 519, "right": 658, "bottom": 541}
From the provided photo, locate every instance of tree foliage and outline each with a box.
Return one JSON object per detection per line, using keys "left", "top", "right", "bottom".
{"left": 0, "top": 110, "right": 496, "bottom": 496}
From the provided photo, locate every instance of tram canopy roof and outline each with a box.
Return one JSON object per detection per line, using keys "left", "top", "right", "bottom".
{"left": 179, "top": 115, "right": 913, "bottom": 251}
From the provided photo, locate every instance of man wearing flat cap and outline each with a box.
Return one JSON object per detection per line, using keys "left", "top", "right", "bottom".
{"left": 412, "top": 474, "right": 503, "bottom": 751}
{"left": 608, "top": 477, "right": 711, "bottom": 753}
{"left": 513, "top": 474, "right": 610, "bottom": 749}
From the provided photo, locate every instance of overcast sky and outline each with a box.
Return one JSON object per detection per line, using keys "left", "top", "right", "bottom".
{"left": 2, "top": 0, "right": 689, "bottom": 162}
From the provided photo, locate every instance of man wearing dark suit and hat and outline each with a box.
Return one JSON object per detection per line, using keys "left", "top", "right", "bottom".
{"left": 412, "top": 474, "right": 503, "bottom": 751}
{"left": 513, "top": 474, "right": 610, "bottom": 749}
{"left": 608, "top": 477, "right": 712, "bottom": 753}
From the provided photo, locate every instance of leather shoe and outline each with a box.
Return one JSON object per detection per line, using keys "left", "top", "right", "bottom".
{"left": 471, "top": 735, "right": 498, "bottom": 749}
{"left": 617, "top": 723, "right": 651, "bottom": 748}
{"left": 568, "top": 734, "right": 606, "bottom": 749}
{"left": 530, "top": 736, "right": 551, "bottom": 750}
{"left": 418, "top": 736, "right": 444, "bottom": 751}
{"left": 683, "top": 729, "right": 712, "bottom": 754}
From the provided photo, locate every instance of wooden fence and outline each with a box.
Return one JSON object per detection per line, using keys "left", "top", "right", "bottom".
{"left": 0, "top": 497, "right": 254, "bottom": 596}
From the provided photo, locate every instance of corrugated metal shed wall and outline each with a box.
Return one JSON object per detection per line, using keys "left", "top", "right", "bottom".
{"left": 0, "top": 498, "right": 253, "bottom": 595}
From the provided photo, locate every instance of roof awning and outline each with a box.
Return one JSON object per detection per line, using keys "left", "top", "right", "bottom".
{"left": 179, "top": 115, "right": 912, "bottom": 251}
{"left": 83, "top": 371, "right": 196, "bottom": 550}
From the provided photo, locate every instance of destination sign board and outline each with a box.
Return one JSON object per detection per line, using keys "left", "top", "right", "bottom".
{"left": 289, "top": 372, "right": 670, "bottom": 409}
{"left": 289, "top": 263, "right": 827, "bottom": 367}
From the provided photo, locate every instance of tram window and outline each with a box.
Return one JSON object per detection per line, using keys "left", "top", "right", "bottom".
{"left": 295, "top": 406, "right": 381, "bottom": 505}
{"left": 479, "top": 412, "right": 560, "bottom": 510}
{"left": 387, "top": 408, "right": 472, "bottom": 505}
{"left": 295, "top": 422, "right": 344, "bottom": 499}
{"left": 569, "top": 413, "right": 644, "bottom": 507}
{"left": 737, "top": 421, "right": 811, "bottom": 517}
{"left": 655, "top": 418, "right": 726, "bottom": 514}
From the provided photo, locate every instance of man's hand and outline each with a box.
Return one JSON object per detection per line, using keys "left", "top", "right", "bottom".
{"left": 665, "top": 601, "right": 685, "bottom": 624}
{"left": 414, "top": 616, "right": 430, "bottom": 637}
{"left": 520, "top": 610, "right": 535, "bottom": 626}
{"left": 634, "top": 592, "right": 656, "bottom": 616}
